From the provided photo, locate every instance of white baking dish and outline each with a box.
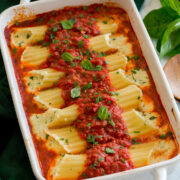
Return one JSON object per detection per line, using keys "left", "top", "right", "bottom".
{"left": 0, "top": 0, "right": 180, "bottom": 180}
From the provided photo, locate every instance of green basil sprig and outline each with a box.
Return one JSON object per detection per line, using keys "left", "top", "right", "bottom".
{"left": 160, "top": 18, "right": 180, "bottom": 57}
{"left": 97, "top": 106, "right": 109, "bottom": 121}
{"left": 160, "top": 0, "right": 180, "bottom": 15}
{"left": 61, "top": 20, "right": 73, "bottom": 29}
{"left": 143, "top": 0, "right": 180, "bottom": 58}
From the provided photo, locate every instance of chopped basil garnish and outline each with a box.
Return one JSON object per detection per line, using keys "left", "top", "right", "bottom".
{"left": 131, "top": 70, "right": 137, "bottom": 74}
{"left": 73, "top": 81, "right": 78, "bottom": 87}
{"left": 86, "top": 123, "right": 92, "bottom": 127}
{"left": 84, "top": 35, "right": 90, "bottom": 38}
{"left": 168, "top": 131, "right": 173, "bottom": 138}
{"left": 14, "top": 20, "right": 18, "bottom": 26}
{"left": 77, "top": 26, "right": 82, "bottom": 31}
{"left": 63, "top": 40, "right": 69, "bottom": 44}
{"left": 109, "top": 91, "right": 119, "bottom": 96}
{"left": 71, "top": 86, "right": 81, "bottom": 98}
{"left": 87, "top": 134, "right": 97, "bottom": 145}
{"left": 134, "top": 67, "right": 140, "bottom": 71}
{"left": 82, "top": 173, "right": 88, "bottom": 178}
{"left": 43, "top": 42, "right": 50, "bottom": 47}
{"left": 160, "top": 134, "right": 166, "bottom": 139}
{"left": 80, "top": 59, "right": 93, "bottom": 70}
{"left": 52, "top": 39, "right": 59, "bottom": 44}
{"left": 105, "top": 60, "right": 109, "bottom": 64}
{"left": 83, "top": 6, "right": 88, "bottom": 10}
{"left": 71, "top": 62, "right": 77, "bottom": 67}
{"left": 105, "top": 147, "right": 114, "bottom": 154}
{"left": 98, "top": 52, "right": 105, "bottom": 57}
{"left": 37, "top": 17, "right": 43, "bottom": 22}
{"left": 61, "top": 52, "right": 73, "bottom": 62}
{"left": 120, "top": 158, "right": 126, "bottom": 164}
{"left": 50, "top": 33, "right": 55, "bottom": 40}
{"left": 132, "top": 138, "right": 140, "bottom": 144}
{"left": 134, "top": 131, "right": 140, "bottom": 133}
{"left": 97, "top": 106, "right": 109, "bottom": 121}
{"left": 90, "top": 18, "right": 96, "bottom": 21}
{"left": 149, "top": 116, "right": 156, "bottom": 120}
{"left": 45, "top": 134, "right": 49, "bottom": 140}
{"left": 98, "top": 157, "right": 104, "bottom": 162}
{"left": 95, "top": 96, "right": 103, "bottom": 103}
{"left": 97, "top": 7, "right": 101, "bottom": 12}
{"left": 75, "top": 56, "right": 81, "bottom": 59}
{"left": 108, "top": 119, "right": 115, "bottom": 127}
{"left": 78, "top": 40, "right": 84, "bottom": 48}
{"left": 79, "top": 14, "right": 84, "bottom": 18}
{"left": 48, "top": 19, "right": 53, "bottom": 24}
{"left": 61, "top": 20, "right": 73, "bottom": 29}
{"left": 69, "top": 17, "right": 76, "bottom": 25}
{"left": 134, "top": 54, "right": 139, "bottom": 61}
{"left": 65, "top": 139, "right": 69, "bottom": 144}
{"left": 96, "top": 65, "right": 103, "bottom": 71}
{"left": 83, "top": 81, "right": 92, "bottom": 90}
{"left": 90, "top": 163, "right": 97, "bottom": 169}
{"left": 85, "top": 49, "right": 91, "bottom": 60}
{"left": 53, "top": 25, "right": 58, "bottom": 32}
{"left": 13, "top": 48, "right": 17, "bottom": 53}
{"left": 107, "top": 100, "right": 112, "bottom": 105}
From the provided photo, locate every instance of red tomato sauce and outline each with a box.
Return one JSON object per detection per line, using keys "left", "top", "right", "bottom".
{"left": 4, "top": 3, "right": 178, "bottom": 179}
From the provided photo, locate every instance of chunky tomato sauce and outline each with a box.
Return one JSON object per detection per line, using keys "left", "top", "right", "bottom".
{"left": 5, "top": 3, "right": 178, "bottom": 179}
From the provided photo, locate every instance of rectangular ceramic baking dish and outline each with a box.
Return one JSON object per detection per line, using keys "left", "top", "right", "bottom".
{"left": 0, "top": 0, "right": 180, "bottom": 180}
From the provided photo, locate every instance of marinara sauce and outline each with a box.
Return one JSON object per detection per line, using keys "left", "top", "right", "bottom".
{"left": 5, "top": 3, "right": 177, "bottom": 179}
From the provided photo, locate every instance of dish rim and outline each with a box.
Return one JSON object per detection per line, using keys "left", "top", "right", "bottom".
{"left": 0, "top": 0, "right": 180, "bottom": 179}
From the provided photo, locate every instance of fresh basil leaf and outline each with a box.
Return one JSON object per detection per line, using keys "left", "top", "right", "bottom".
{"left": 78, "top": 40, "right": 84, "bottom": 48}
{"left": 71, "top": 86, "right": 81, "bottom": 98}
{"left": 160, "top": 18, "right": 180, "bottom": 57}
{"left": 156, "top": 31, "right": 165, "bottom": 53}
{"left": 61, "top": 20, "right": 73, "bottom": 29}
{"left": 143, "top": 7, "right": 179, "bottom": 38}
{"left": 69, "top": 17, "right": 76, "bottom": 25}
{"left": 96, "top": 65, "right": 103, "bottom": 71}
{"left": 97, "top": 106, "right": 109, "bottom": 121}
{"left": 105, "top": 147, "right": 115, "bottom": 154}
{"left": 160, "top": 0, "right": 180, "bottom": 15}
{"left": 61, "top": 52, "right": 73, "bottom": 62}
{"left": 166, "top": 44, "right": 180, "bottom": 56}
{"left": 80, "top": 59, "right": 93, "bottom": 70}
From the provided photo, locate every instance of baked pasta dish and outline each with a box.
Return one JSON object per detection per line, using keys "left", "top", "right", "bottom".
{"left": 5, "top": 3, "right": 178, "bottom": 180}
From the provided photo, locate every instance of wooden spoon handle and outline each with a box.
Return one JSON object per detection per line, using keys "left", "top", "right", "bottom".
{"left": 164, "top": 54, "right": 180, "bottom": 100}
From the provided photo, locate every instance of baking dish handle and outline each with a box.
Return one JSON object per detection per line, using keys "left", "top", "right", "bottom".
{"left": 154, "top": 167, "right": 167, "bottom": 180}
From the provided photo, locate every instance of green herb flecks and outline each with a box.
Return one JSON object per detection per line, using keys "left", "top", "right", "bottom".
{"left": 71, "top": 86, "right": 81, "bottom": 98}
{"left": 105, "top": 147, "right": 115, "bottom": 154}
{"left": 81, "top": 59, "right": 94, "bottom": 70}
